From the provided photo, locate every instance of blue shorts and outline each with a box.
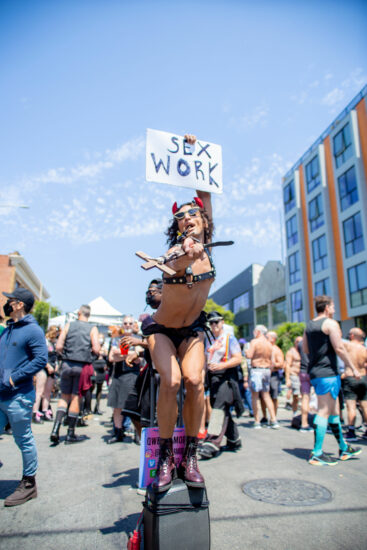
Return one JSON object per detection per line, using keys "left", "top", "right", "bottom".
{"left": 311, "top": 375, "right": 341, "bottom": 400}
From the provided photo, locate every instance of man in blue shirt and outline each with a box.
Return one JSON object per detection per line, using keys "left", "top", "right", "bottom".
{"left": 0, "top": 288, "right": 47, "bottom": 506}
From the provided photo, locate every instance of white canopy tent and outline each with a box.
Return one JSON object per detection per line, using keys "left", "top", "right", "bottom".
{"left": 48, "top": 297, "right": 124, "bottom": 328}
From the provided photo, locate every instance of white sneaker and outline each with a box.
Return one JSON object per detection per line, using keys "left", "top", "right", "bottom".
{"left": 253, "top": 422, "right": 262, "bottom": 429}
{"left": 269, "top": 421, "right": 280, "bottom": 429}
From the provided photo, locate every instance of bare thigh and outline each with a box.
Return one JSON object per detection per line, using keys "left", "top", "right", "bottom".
{"left": 178, "top": 333, "right": 205, "bottom": 386}
{"left": 318, "top": 392, "right": 339, "bottom": 417}
{"left": 147, "top": 333, "right": 182, "bottom": 389}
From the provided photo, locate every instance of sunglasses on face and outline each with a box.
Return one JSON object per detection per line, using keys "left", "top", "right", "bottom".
{"left": 209, "top": 320, "right": 222, "bottom": 325}
{"left": 173, "top": 207, "right": 200, "bottom": 220}
{"left": 124, "top": 322, "right": 133, "bottom": 326}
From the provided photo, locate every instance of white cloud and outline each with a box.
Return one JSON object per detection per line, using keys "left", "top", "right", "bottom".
{"left": 25, "top": 136, "right": 145, "bottom": 187}
{"left": 291, "top": 68, "right": 366, "bottom": 112}
{"left": 321, "top": 87, "right": 345, "bottom": 107}
{"left": 229, "top": 104, "right": 269, "bottom": 130}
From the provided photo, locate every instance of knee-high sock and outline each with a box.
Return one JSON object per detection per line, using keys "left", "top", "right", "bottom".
{"left": 313, "top": 415, "right": 328, "bottom": 456}
{"left": 328, "top": 415, "right": 348, "bottom": 451}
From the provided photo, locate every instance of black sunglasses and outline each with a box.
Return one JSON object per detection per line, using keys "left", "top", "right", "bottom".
{"left": 173, "top": 207, "right": 200, "bottom": 220}
{"left": 209, "top": 320, "right": 222, "bottom": 325}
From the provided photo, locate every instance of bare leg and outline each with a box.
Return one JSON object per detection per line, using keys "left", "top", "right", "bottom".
{"left": 292, "top": 394, "right": 299, "bottom": 414}
{"left": 272, "top": 398, "right": 278, "bottom": 415}
{"left": 360, "top": 401, "right": 367, "bottom": 424}
{"left": 301, "top": 393, "right": 310, "bottom": 427}
{"left": 69, "top": 394, "right": 80, "bottom": 415}
{"left": 148, "top": 334, "right": 182, "bottom": 438}
{"left": 33, "top": 370, "right": 47, "bottom": 414}
{"left": 346, "top": 399, "right": 356, "bottom": 426}
{"left": 198, "top": 370, "right": 207, "bottom": 433}
{"left": 317, "top": 393, "right": 339, "bottom": 418}
{"left": 252, "top": 391, "right": 260, "bottom": 423}
{"left": 42, "top": 376, "right": 54, "bottom": 413}
{"left": 57, "top": 394, "right": 71, "bottom": 409}
{"left": 179, "top": 335, "right": 205, "bottom": 437}
{"left": 113, "top": 408, "right": 123, "bottom": 429}
{"left": 131, "top": 418, "right": 142, "bottom": 437}
{"left": 260, "top": 394, "right": 267, "bottom": 419}
{"left": 262, "top": 391, "right": 277, "bottom": 422}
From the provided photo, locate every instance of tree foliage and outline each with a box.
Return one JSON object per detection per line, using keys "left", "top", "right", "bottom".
{"left": 275, "top": 321, "right": 305, "bottom": 355}
{"left": 33, "top": 301, "right": 61, "bottom": 332}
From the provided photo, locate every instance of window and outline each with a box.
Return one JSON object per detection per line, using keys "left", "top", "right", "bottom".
{"left": 291, "top": 290, "right": 303, "bottom": 322}
{"left": 312, "top": 235, "right": 328, "bottom": 273}
{"left": 256, "top": 306, "right": 268, "bottom": 326}
{"left": 222, "top": 302, "right": 232, "bottom": 311}
{"left": 343, "top": 212, "right": 364, "bottom": 258}
{"left": 338, "top": 166, "right": 358, "bottom": 211}
{"left": 305, "top": 156, "right": 321, "bottom": 193}
{"left": 308, "top": 193, "right": 324, "bottom": 232}
{"left": 233, "top": 291, "right": 249, "bottom": 314}
{"left": 348, "top": 262, "right": 367, "bottom": 308}
{"left": 239, "top": 324, "right": 250, "bottom": 339}
{"left": 289, "top": 251, "right": 301, "bottom": 285}
{"left": 271, "top": 298, "right": 287, "bottom": 325}
{"left": 314, "top": 278, "right": 331, "bottom": 296}
{"left": 283, "top": 181, "right": 295, "bottom": 214}
{"left": 333, "top": 123, "right": 353, "bottom": 168}
{"left": 286, "top": 215, "right": 298, "bottom": 248}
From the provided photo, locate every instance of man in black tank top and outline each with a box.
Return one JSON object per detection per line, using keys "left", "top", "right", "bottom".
{"left": 303, "top": 295, "right": 361, "bottom": 466}
{"left": 50, "top": 305, "right": 100, "bottom": 445}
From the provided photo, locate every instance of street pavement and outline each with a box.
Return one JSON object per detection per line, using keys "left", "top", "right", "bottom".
{"left": 1, "top": 394, "right": 367, "bottom": 550}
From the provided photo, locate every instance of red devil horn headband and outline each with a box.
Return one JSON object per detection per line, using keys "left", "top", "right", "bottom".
{"left": 172, "top": 197, "right": 203, "bottom": 214}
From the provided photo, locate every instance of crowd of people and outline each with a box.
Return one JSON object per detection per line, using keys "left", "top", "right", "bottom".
{"left": 0, "top": 136, "right": 366, "bottom": 510}
{"left": 1, "top": 285, "right": 366, "bottom": 507}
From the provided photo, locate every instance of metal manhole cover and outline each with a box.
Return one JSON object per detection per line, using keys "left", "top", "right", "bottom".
{"left": 242, "top": 478, "right": 332, "bottom": 507}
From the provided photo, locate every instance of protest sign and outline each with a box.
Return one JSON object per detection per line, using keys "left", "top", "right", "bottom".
{"left": 146, "top": 128, "right": 223, "bottom": 194}
{"left": 138, "top": 426, "right": 186, "bottom": 489}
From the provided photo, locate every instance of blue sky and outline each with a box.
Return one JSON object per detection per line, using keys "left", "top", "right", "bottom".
{"left": 1, "top": 0, "right": 366, "bottom": 318}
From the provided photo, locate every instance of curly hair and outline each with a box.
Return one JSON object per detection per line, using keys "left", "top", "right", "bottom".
{"left": 165, "top": 206, "right": 214, "bottom": 248}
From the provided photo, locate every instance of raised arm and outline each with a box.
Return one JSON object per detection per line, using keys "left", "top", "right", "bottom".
{"left": 196, "top": 190, "right": 212, "bottom": 226}
{"left": 183, "top": 133, "right": 213, "bottom": 225}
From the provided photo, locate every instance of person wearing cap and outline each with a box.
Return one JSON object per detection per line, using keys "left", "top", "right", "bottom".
{"left": 199, "top": 311, "right": 244, "bottom": 459}
{"left": 141, "top": 135, "right": 214, "bottom": 492}
{"left": 0, "top": 288, "right": 47, "bottom": 507}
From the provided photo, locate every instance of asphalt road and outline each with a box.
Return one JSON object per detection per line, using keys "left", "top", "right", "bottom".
{"left": 1, "top": 393, "right": 367, "bottom": 550}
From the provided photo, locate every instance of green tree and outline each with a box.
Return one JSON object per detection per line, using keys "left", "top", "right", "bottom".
{"left": 275, "top": 321, "right": 305, "bottom": 355}
{"left": 33, "top": 301, "right": 61, "bottom": 332}
{"left": 204, "top": 298, "right": 239, "bottom": 337}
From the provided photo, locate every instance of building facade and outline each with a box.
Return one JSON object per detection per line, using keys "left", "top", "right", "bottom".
{"left": 282, "top": 85, "right": 367, "bottom": 334}
{"left": 209, "top": 261, "right": 286, "bottom": 338}
{"left": 0, "top": 252, "right": 50, "bottom": 312}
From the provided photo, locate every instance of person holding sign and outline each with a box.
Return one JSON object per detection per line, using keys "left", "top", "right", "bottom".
{"left": 142, "top": 135, "right": 215, "bottom": 492}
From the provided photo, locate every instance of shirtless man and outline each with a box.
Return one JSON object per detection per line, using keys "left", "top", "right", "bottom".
{"left": 246, "top": 325, "right": 279, "bottom": 429}
{"left": 285, "top": 337, "right": 302, "bottom": 417}
{"left": 142, "top": 134, "right": 215, "bottom": 492}
{"left": 266, "top": 331, "right": 284, "bottom": 416}
{"left": 303, "top": 295, "right": 361, "bottom": 466}
{"left": 343, "top": 328, "right": 367, "bottom": 442}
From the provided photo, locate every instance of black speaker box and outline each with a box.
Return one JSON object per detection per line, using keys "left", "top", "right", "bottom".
{"left": 143, "top": 479, "right": 210, "bottom": 550}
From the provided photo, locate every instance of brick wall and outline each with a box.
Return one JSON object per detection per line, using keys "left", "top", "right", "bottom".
{"left": 0, "top": 255, "right": 15, "bottom": 311}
